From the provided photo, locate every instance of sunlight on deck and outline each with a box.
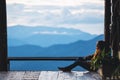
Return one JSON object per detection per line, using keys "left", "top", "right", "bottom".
{"left": 0, "top": 71, "right": 102, "bottom": 80}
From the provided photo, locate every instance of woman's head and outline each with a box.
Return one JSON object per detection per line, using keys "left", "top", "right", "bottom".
{"left": 96, "top": 40, "right": 106, "bottom": 50}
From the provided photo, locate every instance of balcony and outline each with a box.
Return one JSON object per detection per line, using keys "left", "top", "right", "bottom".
{"left": 0, "top": 0, "right": 120, "bottom": 80}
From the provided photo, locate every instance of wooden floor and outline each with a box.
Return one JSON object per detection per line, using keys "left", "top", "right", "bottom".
{"left": 0, "top": 71, "right": 102, "bottom": 80}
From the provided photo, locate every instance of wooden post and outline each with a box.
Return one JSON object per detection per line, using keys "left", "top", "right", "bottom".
{"left": 118, "top": 18, "right": 120, "bottom": 61}
{"left": 99, "top": 0, "right": 112, "bottom": 78}
{"left": 0, "top": 0, "right": 8, "bottom": 71}
{"left": 104, "top": 0, "right": 111, "bottom": 53}
{"left": 118, "top": 0, "right": 120, "bottom": 60}
{"left": 111, "top": 0, "right": 120, "bottom": 58}
{"left": 104, "top": 0, "right": 111, "bottom": 44}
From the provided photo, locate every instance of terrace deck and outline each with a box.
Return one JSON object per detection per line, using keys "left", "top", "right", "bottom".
{"left": 0, "top": 71, "right": 102, "bottom": 80}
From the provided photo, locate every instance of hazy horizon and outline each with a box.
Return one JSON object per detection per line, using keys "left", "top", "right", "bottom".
{"left": 6, "top": 0, "right": 104, "bottom": 35}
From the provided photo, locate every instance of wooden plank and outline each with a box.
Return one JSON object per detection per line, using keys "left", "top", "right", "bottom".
{"left": 57, "top": 71, "right": 102, "bottom": 80}
{"left": 38, "top": 71, "right": 58, "bottom": 80}
{"left": 7, "top": 71, "right": 25, "bottom": 80}
{"left": 75, "top": 71, "right": 88, "bottom": 80}
{"left": 0, "top": 72, "right": 9, "bottom": 80}
{"left": 57, "top": 71, "right": 77, "bottom": 80}
{"left": 22, "top": 71, "right": 40, "bottom": 80}
{"left": 0, "top": 71, "right": 25, "bottom": 80}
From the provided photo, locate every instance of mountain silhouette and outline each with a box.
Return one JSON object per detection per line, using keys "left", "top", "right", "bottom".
{"left": 8, "top": 34, "right": 104, "bottom": 57}
{"left": 8, "top": 25, "right": 97, "bottom": 47}
{"left": 9, "top": 34, "right": 104, "bottom": 70}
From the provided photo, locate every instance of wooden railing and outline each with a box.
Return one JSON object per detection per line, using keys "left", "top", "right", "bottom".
{"left": 7, "top": 57, "right": 78, "bottom": 70}
{"left": 8, "top": 57, "right": 77, "bottom": 61}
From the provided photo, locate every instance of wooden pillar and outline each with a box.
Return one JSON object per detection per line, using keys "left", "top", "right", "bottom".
{"left": 119, "top": 17, "right": 120, "bottom": 60}
{"left": 0, "top": 0, "right": 8, "bottom": 71}
{"left": 98, "top": 0, "right": 120, "bottom": 79}
{"left": 118, "top": 1, "right": 120, "bottom": 60}
{"left": 104, "top": 0, "right": 111, "bottom": 52}
{"left": 111, "top": 0, "right": 120, "bottom": 58}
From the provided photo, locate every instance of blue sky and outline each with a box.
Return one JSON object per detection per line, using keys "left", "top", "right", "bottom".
{"left": 6, "top": 0, "right": 104, "bottom": 35}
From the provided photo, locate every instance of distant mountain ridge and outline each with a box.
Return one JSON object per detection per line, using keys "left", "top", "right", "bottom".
{"left": 9, "top": 34, "right": 104, "bottom": 70}
{"left": 8, "top": 25, "right": 97, "bottom": 47}
{"left": 8, "top": 34, "right": 104, "bottom": 57}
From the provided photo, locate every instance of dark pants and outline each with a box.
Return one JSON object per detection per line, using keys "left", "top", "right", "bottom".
{"left": 64, "top": 57, "right": 96, "bottom": 71}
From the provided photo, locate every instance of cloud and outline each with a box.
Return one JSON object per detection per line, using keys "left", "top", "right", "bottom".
{"left": 6, "top": 0, "right": 104, "bottom": 35}
{"left": 57, "top": 23, "right": 104, "bottom": 35}
{"left": 6, "top": 0, "right": 104, "bottom": 6}
{"left": 7, "top": 4, "right": 104, "bottom": 25}
{"left": 33, "top": 31, "right": 70, "bottom": 35}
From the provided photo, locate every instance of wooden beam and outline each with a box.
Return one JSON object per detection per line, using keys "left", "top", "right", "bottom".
{"left": 104, "top": 0, "right": 111, "bottom": 46}
{"left": 119, "top": 16, "right": 120, "bottom": 60}
{"left": 117, "top": 0, "right": 120, "bottom": 60}
{"left": 111, "top": 0, "right": 120, "bottom": 58}
{"left": 8, "top": 57, "right": 78, "bottom": 61}
{"left": 118, "top": 1, "right": 120, "bottom": 60}
{"left": 0, "top": 0, "right": 8, "bottom": 71}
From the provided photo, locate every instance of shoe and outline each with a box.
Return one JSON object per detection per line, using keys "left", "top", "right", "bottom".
{"left": 58, "top": 67, "right": 71, "bottom": 72}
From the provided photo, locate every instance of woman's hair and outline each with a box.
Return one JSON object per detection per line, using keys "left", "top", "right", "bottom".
{"left": 96, "top": 40, "right": 106, "bottom": 50}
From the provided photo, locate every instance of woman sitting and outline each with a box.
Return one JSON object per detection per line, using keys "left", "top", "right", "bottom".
{"left": 58, "top": 40, "right": 111, "bottom": 72}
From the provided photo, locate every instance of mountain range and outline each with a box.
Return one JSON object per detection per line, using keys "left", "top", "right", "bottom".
{"left": 7, "top": 25, "right": 104, "bottom": 70}
{"left": 7, "top": 25, "right": 97, "bottom": 47}
{"left": 8, "top": 34, "right": 104, "bottom": 57}
{"left": 9, "top": 34, "right": 104, "bottom": 70}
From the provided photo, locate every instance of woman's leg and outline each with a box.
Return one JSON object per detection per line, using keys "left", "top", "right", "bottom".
{"left": 58, "top": 57, "right": 87, "bottom": 72}
{"left": 77, "top": 61, "right": 94, "bottom": 71}
{"left": 58, "top": 61, "right": 79, "bottom": 72}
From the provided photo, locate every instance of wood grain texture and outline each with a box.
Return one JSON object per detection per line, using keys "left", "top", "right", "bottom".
{"left": 0, "top": 71, "right": 102, "bottom": 80}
